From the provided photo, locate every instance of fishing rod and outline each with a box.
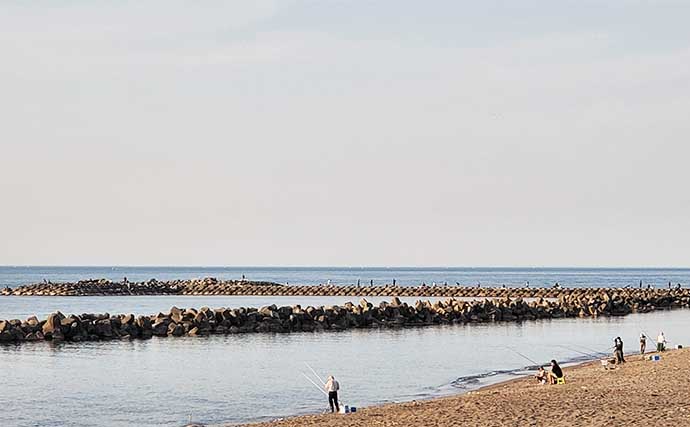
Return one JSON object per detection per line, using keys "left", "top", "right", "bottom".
{"left": 557, "top": 344, "right": 601, "bottom": 359}
{"left": 302, "top": 373, "right": 328, "bottom": 396}
{"left": 638, "top": 328, "right": 673, "bottom": 351}
{"left": 305, "top": 362, "right": 326, "bottom": 385}
{"left": 505, "top": 346, "right": 540, "bottom": 367}
{"left": 575, "top": 344, "right": 611, "bottom": 357}
{"left": 640, "top": 330, "right": 670, "bottom": 347}
{"left": 303, "top": 365, "right": 349, "bottom": 412}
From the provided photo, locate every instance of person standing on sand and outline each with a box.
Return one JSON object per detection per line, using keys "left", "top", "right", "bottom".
{"left": 640, "top": 333, "right": 647, "bottom": 354}
{"left": 324, "top": 376, "right": 340, "bottom": 413}
{"left": 657, "top": 332, "right": 667, "bottom": 352}
{"left": 614, "top": 337, "right": 625, "bottom": 364}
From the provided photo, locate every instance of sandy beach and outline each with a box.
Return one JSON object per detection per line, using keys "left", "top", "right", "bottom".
{"left": 244, "top": 348, "right": 690, "bottom": 427}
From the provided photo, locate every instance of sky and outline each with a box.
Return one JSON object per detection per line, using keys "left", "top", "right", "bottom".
{"left": 1, "top": 0, "right": 689, "bottom": 267}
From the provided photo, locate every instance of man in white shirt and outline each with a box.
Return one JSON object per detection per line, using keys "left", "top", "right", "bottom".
{"left": 657, "top": 332, "right": 667, "bottom": 352}
{"left": 324, "top": 375, "right": 340, "bottom": 413}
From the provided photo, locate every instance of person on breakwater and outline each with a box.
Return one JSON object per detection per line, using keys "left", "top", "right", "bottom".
{"left": 614, "top": 337, "right": 625, "bottom": 364}
{"left": 657, "top": 332, "right": 667, "bottom": 352}
{"left": 548, "top": 360, "right": 564, "bottom": 384}
{"left": 640, "top": 333, "right": 647, "bottom": 354}
{"left": 324, "top": 376, "right": 340, "bottom": 413}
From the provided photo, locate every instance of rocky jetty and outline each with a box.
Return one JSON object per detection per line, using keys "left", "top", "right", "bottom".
{"left": 3, "top": 277, "right": 683, "bottom": 299}
{"left": 1, "top": 288, "right": 689, "bottom": 345}
{"left": 1, "top": 278, "right": 278, "bottom": 297}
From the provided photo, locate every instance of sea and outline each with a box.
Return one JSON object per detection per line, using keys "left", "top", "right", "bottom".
{"left": 1, "top": 267, "right": 689, "bottom": 427}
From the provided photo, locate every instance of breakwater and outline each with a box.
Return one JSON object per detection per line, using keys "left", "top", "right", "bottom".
{"left": 2, "top": 277, "right": 683, "bottom": 298}
{"left": 1, "top": 278, "right": 279, "bottom": 297}
{"left": 1, "top": 288, "right": 689, "bottom": 344}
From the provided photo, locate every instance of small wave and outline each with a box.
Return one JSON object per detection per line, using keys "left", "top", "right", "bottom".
{"left": 450, "top": 369, "right": 516, "bottom": 389}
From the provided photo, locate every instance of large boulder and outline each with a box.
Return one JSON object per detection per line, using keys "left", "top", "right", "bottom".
{"left": 152, "top": 320, "right": 168, "bottom": 337}
{"left": 168, "top": 323, "right": 184, "bottom": 337}
{"left": 42, "top": 313, "right": 64, "bottom": 336}
{"left": 170, "top": 307, "right": 183, "bottom": 323}
{"left": 94, "top": 319, "right": 113, "bottom": 338}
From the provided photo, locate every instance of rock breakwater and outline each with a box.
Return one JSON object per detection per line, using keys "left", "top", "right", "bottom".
{"left": 1, "top": 288, "right": 689, "bottom": 344}
{"left": 3, "top": 277, "right": 683, "bottom": 299}
{"left": 1, "top": 278, "right": 278, "bottom": 297}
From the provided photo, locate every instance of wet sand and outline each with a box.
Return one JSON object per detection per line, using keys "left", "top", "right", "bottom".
{"left": 243, "top": 348, "right": 690, "bottom": 427}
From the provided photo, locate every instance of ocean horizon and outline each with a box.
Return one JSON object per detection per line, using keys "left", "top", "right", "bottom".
{"left": 2, "top": 266, "right": 689, "bottom": 289}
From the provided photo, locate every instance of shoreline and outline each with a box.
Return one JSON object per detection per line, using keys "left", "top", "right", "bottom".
{"left": 231, "top": 357, "right": 598, "bottom": 427}
{"left": 238, "top": 348, "right": 690, "bottom": 427}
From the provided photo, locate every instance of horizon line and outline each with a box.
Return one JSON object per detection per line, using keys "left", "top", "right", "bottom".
{"left": 2, "top": 265, "right": 690, "bottom": 270}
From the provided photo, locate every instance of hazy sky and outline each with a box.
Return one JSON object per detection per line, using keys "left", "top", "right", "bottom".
{"left": 2, "top": 1, "right": 689, "bottom": 267}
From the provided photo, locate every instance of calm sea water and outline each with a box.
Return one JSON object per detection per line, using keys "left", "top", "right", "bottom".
{"left": 1, "top": 266, "right": 690, "bottom": 288}
{"left": 1, "top": 308, "right": 689, "bottom": 427}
